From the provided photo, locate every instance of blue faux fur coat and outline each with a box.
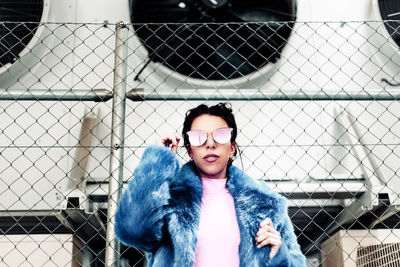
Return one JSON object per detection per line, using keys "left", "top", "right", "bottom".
{"left": 115, "top": 145, "right": 306, "bottom": 267}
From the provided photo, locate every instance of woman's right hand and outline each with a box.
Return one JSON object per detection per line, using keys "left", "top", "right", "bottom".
{"left": 156, "top": 134, "right": 181, "bottom": 153}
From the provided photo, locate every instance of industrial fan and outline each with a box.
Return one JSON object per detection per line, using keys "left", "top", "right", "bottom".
{"left": 130, "top": 0, "right": 296, "bottom": 81}
{"left": 371, "top": 0, "right": 400, "bottom": 86}
{"left": 377, "top": 0, "right": 400, "bottom": 47}
{"left": 0, "top": 1, "right": 45, "bottom": 71}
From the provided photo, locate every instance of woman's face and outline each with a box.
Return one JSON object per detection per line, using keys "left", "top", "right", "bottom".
{"left": 188, "top": 114, "right": 236, "bottom": 179}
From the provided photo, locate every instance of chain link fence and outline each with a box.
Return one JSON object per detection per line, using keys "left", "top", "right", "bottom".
{"left": 1, "top": 20, "right": 400, "bottom": 266}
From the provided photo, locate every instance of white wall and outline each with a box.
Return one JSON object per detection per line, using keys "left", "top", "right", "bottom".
{"left": 0, "top": 0, "right": 399, "bottom": 211}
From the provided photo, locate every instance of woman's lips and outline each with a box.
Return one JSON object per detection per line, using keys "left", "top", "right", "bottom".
{"left": 203, "top": 154, "right": 219, "bottom": 162}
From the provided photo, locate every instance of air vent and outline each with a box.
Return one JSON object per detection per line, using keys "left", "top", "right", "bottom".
{"left": 131, "top": 0, "right": 296, "bottom": 80}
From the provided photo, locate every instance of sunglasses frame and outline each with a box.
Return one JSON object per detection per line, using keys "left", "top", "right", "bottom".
{"left": 186, "top": 127, "right": 233, "bottom": 146}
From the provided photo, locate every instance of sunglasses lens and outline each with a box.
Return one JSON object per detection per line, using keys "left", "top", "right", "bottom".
{"left": 213, "top": 127, "right": 232, "bottom": 144}
{"left": 187, "top": 128, "right": 232, "bottom": 146}
{"left": 187, "top": 130, "right": 207, "bottom": 146}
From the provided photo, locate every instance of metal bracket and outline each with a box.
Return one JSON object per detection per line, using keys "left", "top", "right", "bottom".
{"left": 57, "top": 110, "right": 100, "bottom": 215}
{"left": 335, "top": 107, "right": 390, "bottom": 200}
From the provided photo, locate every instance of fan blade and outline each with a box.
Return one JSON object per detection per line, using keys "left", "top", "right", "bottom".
{"left": 0, "top": 2, "right": 43, "bottom": 21}
{"left": 131, "top": 0, "right": 191, "bottom": 22}
{"left": 191, "top": 25, "right": 255, "bottom": 79}
{"left": 214, "top": 45, "right": 255, "bottom": 79}
{"left": 229, "top": 7, "right": 294, "bottom": 22}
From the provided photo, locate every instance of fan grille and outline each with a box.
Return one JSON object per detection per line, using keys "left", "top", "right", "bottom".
{"left": 378, "top": 0, "right": 400, "bottom": 47}
{"left": 131, "top": 0, "right": 296, "bottom": 80}
{"left": 0, "top": 1, "right": 44, "bottom": 67}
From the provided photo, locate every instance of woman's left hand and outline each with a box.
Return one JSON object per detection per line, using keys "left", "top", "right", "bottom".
{"left": 255, "top": 218, "right": 282, "bottom": 259}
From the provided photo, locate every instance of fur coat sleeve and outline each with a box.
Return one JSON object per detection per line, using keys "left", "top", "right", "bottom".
{"left": 114, "top": 145, "right": 179, "bottom": 251}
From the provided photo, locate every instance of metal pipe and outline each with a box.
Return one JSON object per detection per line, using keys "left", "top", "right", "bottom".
{"left": 126, "top": 88, "right": 400, "bottom": 101}
{"left": 104, "top": 21, "right": 128, "bottom": 267}
{"left": 0, "top": 89, "right": 112, "bottom": 102}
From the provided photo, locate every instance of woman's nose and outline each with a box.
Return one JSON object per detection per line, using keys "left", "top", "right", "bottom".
{"left": 205, "top": 133, "right": 216, "bottom": 148}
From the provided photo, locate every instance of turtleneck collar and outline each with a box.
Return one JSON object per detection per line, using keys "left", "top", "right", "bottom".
{"left": 201, "top": 177, "right": 229, "bottom": 194}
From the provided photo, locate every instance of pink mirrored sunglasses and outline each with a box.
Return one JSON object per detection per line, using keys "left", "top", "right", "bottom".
{"left": 186, "top": 127, "right": 233, "bottom": 146}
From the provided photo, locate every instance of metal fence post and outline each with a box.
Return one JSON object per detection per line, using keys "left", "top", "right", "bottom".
{"left": 105, "top": 21, "right": 128, "bottom": 267}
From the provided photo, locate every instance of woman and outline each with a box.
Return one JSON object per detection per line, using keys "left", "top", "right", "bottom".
{"left": 115, "top": 103, "right": 306, "bottom": 266}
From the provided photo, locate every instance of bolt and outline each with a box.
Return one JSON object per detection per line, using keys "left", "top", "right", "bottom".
{"left": 117, "top": 21, "right": 126, "bottom": 29}
{"left": 113, "top": 143, "right": 120, "bottom": 150}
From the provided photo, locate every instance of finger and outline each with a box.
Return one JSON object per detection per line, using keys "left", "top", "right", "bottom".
{"left": 256, "top": 226, "right": 274, "bottom": 238}
{"left": 259, "top": 218, "right": 273, "bottom": 229}
{"left": 159, "top": 135, "right": 171, "bottom": 146}
{"left": 256, "top": 232, "right": 281, "bottom": 242}
{"left": 168, "top": 135, "right": 181, "bottom": 153}
{"left": 256, "top": 237, "right": 282, "bottom": 248}
{"left": 163, "top": 138, "right": 172, "bottom": 146}
{"left": 255, "top": 231, "right": 281, "bottom": 244}
{"left": 159, "top": 135, "right": 179, "bottom": 146}
{"left": 257, "top": 223, "right": 280, "bottom": 237}
{"left": 170, "top": 135, "right": 180, "bottom": 146}
{"left": 257, "top": 224, "right": 275, "bottom": 234}
{"left": 170, "top": 139, "right": 180, "bottom": 153}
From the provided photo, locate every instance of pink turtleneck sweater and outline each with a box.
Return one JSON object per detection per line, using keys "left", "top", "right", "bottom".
{"left": 193, "top": 177, "right": 241, "bottom": 267}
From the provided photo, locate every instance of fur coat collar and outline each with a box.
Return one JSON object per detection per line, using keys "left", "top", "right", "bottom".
{"left": 168, "top": 160, "right": 290, "bottom": 266}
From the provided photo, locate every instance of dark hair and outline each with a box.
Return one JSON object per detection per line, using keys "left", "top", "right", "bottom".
{"left": 182, "top": 103, "right": 238, "bottom": 161}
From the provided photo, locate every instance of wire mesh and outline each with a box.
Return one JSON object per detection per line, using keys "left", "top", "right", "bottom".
{"left": 0, "top": 21, "right": 399, "bottom": 266}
